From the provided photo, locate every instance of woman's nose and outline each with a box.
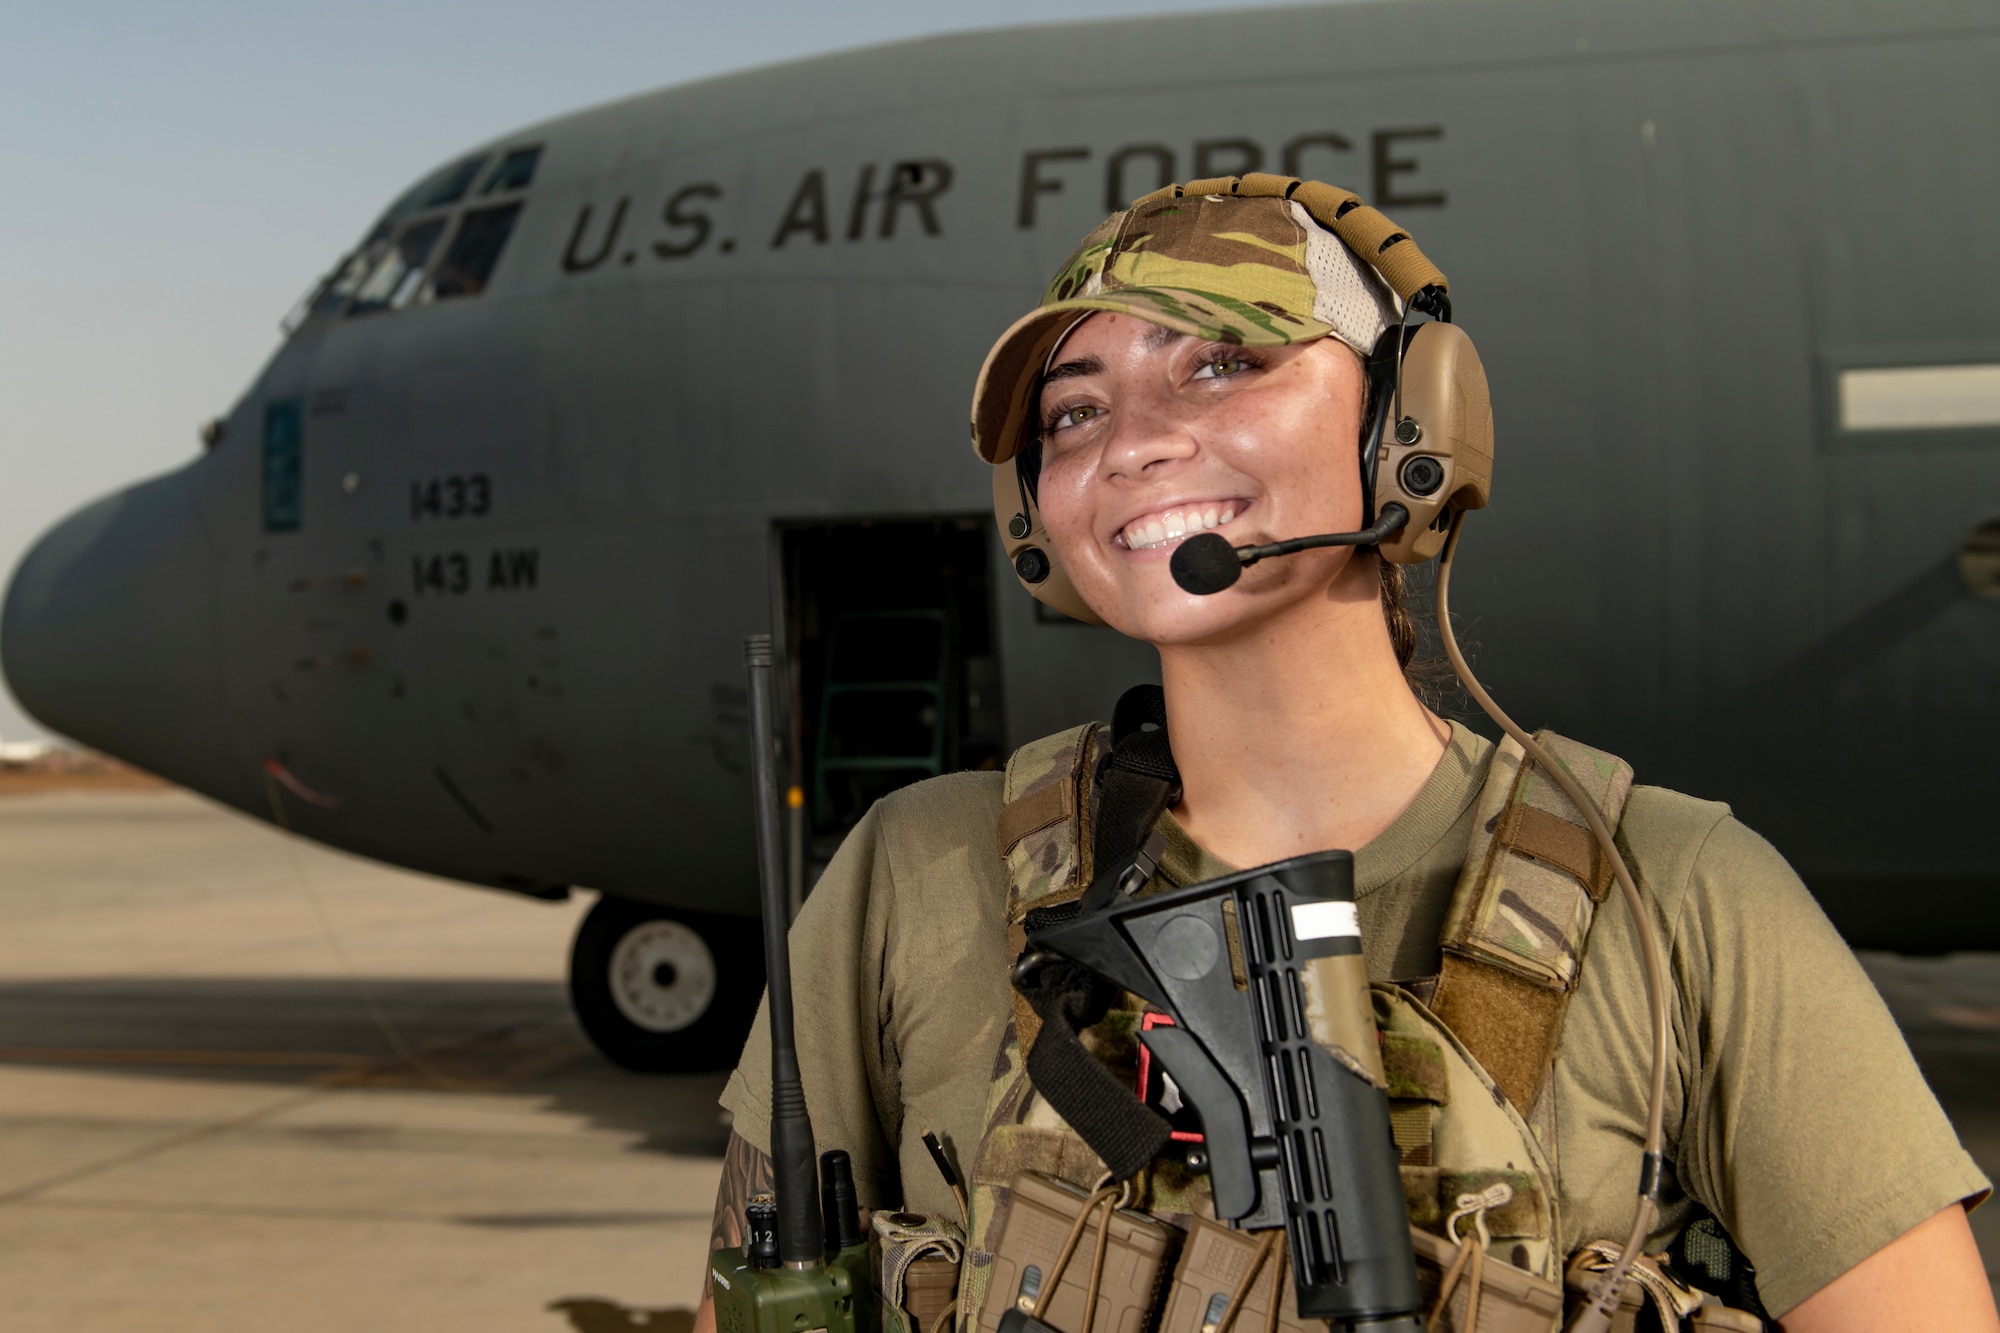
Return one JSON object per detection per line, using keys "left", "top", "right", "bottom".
{"left": 1099, "top": 392, "right": 1200, "bottom": 478}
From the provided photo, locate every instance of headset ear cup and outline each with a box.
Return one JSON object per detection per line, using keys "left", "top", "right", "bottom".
{"left": 1375, "top": 321, "right": 1494, "bottom": 563}
{"left": 990, "top": 461, "right": 1108, "bottom": 626}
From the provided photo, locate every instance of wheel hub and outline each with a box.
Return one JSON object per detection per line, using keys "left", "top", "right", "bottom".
{"left": 608, "top": 919, "right": 718, "bottom": 1033}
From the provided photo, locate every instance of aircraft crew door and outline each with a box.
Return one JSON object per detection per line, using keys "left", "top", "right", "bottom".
{"left": 777, "top": 518, "right": 1003, "bottom": 884}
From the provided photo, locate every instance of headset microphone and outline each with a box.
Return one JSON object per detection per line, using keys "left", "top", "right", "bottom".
{"left": 1168, "top": 505, "right": 1411, "bottom": 596}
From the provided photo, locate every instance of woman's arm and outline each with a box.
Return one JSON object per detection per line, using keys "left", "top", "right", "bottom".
{"left": 692, "top": 1131, "right": 774, "bottom": 1333}
{"left": 1779, "top": 1203, "right": 1996, "bottom": 1332}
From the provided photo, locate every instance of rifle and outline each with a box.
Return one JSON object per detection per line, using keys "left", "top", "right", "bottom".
{"left": 1014, "top": 849, "right": 1424, "bottom": 1332}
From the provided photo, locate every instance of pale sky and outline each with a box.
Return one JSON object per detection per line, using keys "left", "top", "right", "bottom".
{"left": 0, "top": 0, "right": 1322, "bottom": 742}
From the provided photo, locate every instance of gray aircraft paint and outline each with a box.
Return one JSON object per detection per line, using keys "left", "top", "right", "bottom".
{"left": 5, "top": 0, "right": 1998, "bottom": 951}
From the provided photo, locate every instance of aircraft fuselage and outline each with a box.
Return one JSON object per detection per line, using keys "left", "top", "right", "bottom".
{"left": 7, "top": 0, "right": 1999, "bottom": 956}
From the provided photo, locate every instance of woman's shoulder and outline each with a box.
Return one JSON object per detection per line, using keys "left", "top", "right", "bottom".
{"left": 873, "top": 768, "right": 1006, "bottom": 826}
{"left": 1617, "top": 783, "right": 1814, "bottom": 922}
{"left": 804, "top": 770, "right": 1009, "bottom": 944}
{"left": 1616, "top": 783, "right": 1735, "bottom": 885}
{"left": 866, "top": 769, "right": 1009, "bottom": 873}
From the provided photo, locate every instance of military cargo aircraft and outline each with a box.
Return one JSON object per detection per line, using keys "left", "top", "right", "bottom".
{"left": 5, "top": 0, "right": 1998, "bottom": 1070}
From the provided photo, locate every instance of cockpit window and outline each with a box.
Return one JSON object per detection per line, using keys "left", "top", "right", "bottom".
{"left": 305, "top": 223, "right": 392, "bottom": 320}
{"left": 291, "top": 144, "right": 544, "bottom": 327}
{"left": 426, "top": 204, "right": 524, "bottom": 301}
{"left": 481, "top": 147, "right": 541, "bottom": 195}
{"left": 387, "top": 155, "right": 488, "bottom": 220}
{"left": 347, "top": 218, "right": 448, "bottom": 316}
{"left": 304, "top": 254, "right": 366, "bottom": 322}
{"left": 419, "top": 156, "right": 487, "bottom": 210}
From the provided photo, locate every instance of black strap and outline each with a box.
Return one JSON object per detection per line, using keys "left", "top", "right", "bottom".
{"left": 1012, "top": 685, "right": 1183, "bottom": 1180}
{"left": 1082, "top": 686, "right": 1181, "bottom": 913}
{"left": 1110, "top": 681, "right": 1170, "bottom": 745}
{"left": 1014, "top": 955, "right": 1171, "bottom": 1181}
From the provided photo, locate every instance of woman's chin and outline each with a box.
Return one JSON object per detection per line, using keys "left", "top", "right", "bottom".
{"left": 1084, "top": 555, "right": 1340, "bottom": 646}
{"left": 1092, "top": 585, "right": 1282, "bottom": 648}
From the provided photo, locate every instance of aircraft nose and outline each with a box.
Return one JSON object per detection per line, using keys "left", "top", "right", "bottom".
{"left": 2, "top": 470, "right": 242, "bottom": 799}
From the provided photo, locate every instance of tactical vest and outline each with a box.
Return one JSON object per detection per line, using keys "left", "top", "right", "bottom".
{"left": 956, "top": 717, "right": 1649, "bottom": 1332}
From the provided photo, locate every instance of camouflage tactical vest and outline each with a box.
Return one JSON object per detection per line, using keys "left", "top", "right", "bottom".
{"left": 955, "top": 721, "right": 1638, "bottom": 1331}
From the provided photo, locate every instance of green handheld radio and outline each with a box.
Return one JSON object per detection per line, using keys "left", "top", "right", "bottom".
{"left": 709, "top": 635, "right": 874, "bottom": 1333}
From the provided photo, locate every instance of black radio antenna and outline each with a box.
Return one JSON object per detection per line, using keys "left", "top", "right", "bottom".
{"left": 744, "top": 634, "right": 823, "bottom": 1268}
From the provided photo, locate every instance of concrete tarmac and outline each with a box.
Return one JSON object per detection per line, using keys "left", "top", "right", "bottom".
{"left": 0, "top": 787, "right": 1994, "bottom": 1329}
{"left": 0, "top": 787, "right": 726, "bottom": 1333}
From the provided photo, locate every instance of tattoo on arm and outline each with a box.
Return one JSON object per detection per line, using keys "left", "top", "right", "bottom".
{"left": 710, "top": 1131, "right": 775, "bottom": 1257}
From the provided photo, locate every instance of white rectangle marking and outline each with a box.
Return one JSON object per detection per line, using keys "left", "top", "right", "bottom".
{"left": 1840, "top": 363, "right": 2000, "bottom": 431}
{"left": 1291, "top": 901, "right": 1360, "bottom": 941}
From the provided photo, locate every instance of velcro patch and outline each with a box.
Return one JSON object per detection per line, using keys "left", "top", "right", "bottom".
{"left": 1382, "top": 1033, "right": 1450, "bottom": 1104}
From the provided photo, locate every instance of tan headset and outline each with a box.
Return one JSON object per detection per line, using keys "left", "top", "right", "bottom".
{"left": 991, "top": 173, "right": 1494, "bottom": 623}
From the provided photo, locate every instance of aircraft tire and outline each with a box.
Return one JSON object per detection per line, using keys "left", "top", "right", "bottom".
{"left": 568, "top": 896, "right": 764, "bottom": 1073}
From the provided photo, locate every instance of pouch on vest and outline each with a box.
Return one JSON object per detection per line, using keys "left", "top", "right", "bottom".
{"left": 978, "top": 1171, "right": 1179, "bottom": 1333}
{"left": 875, "top": 1210, "right": 965, "bottom": 1333}
{"left": 1373, "top": 985, "right": 1560, "bottom": 1284}
{"left": 1563, "top": 1246, "right": 1703, "bottom": 1333}
{"left": 1561, "top": 1244, "right": 1767, "bottom": 1332}
{"left": 1411, "top": 1225, "right": 1564, "bottom": 1333}
{"left": 1159, "top": 1212, "right": 1563, "bottom": 1333}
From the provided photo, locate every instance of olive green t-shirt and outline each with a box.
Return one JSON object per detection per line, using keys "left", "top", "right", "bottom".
{"left": 721, "top": 723, "right": 1986, "bottom": 1316}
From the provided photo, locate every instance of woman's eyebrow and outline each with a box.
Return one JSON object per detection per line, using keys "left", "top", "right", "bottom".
{"left": 1042, "top": 355, "right": 1104, "bottom": 385}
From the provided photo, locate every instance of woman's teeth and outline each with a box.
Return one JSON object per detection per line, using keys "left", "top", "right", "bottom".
{"left": 1123, "top": 505, "right": 1235, "bottom": 551}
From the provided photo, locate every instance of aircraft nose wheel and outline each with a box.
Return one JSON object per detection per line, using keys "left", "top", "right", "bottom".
{"left": 569, "top": 897, "right": 763, "bottom": 1072}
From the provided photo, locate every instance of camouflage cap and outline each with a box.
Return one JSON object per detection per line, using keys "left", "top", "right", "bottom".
{"left": 970, "top": 190, "right": 1402, "bottom": 464}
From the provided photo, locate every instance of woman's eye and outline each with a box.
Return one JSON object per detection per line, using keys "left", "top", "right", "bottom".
{"left": 1192, "top": 355, "right": 1253, "bottom": 380}
{"left": 1045, "top": 404, "right": 1103, "bottom": 434}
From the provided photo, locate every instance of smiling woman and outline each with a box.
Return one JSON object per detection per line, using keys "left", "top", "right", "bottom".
{"left": 704, "top": 178, "right": 1999, "bottom": 1333}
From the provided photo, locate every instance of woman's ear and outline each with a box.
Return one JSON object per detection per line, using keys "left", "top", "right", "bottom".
{"left": 990, "top": 455, "right": 1108, "bottom": 627}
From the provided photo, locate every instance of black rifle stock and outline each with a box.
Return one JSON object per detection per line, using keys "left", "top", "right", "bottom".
{"left": 1021, "top": 850, "right": 1423, "bottom": 1331}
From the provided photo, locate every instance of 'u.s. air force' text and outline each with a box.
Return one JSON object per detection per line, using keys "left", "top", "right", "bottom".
{"left": 560, "top": 128, "right": 1445, "bottom": 273}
